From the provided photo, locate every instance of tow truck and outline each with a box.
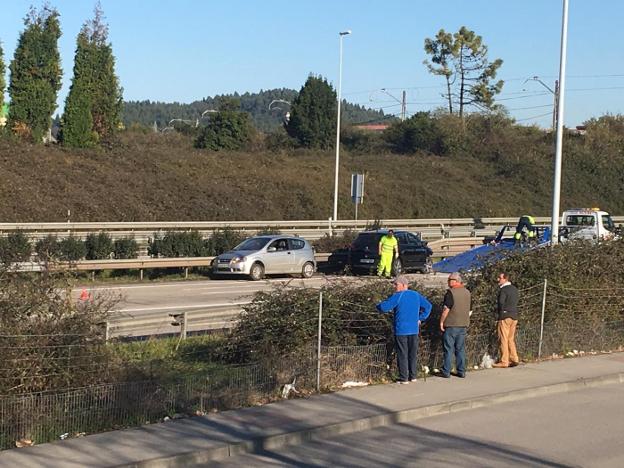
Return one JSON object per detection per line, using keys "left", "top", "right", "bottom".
{"left": 433, "top": 208, "right": 619, "bottom": 273}
{"left": 559, "top": 208, "right": 618, "bottom": 242}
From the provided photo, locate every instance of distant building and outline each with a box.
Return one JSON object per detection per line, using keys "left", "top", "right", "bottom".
{"left": 352, "top": 123, "right": 390, "bottom": 132}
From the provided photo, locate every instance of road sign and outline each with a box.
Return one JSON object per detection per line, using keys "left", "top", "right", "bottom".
{"left": 351, "top": 173, "right": 364, "bottom": 204}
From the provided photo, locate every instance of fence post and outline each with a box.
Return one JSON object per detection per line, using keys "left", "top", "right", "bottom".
{"left": 538, "top": 278, "right": 548, "bottom": 359}
{"left": 316, "top": 291, "right": 323, "bottom": 393}
{"left": 105, "top": 321, "right": 110, "bottom": 342}
{"left": 182, "top": 311, "right": 187, "bottom": 340}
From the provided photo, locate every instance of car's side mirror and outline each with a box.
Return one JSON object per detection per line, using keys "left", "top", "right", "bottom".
{"left": 268, "top": 247, "right": 277, "bottom": 252}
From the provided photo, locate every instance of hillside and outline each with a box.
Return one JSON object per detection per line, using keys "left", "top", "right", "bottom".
{"left": 122, "top": 88, "right": 392, "bottom": 133}
{"left": 1, "top": 119, "right": 623, "bottom": 222}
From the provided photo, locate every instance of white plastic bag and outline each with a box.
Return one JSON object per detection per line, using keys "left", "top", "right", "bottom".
{"left": 480, "top": 353, "right": 494, "bottom": 369}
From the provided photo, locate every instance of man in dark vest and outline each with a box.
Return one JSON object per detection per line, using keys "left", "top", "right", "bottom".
{"left": 493, "top": 271, "right": 520, "bottom": 368}
{"left": 439, "top": 272, "right": 471, "bottom": 378}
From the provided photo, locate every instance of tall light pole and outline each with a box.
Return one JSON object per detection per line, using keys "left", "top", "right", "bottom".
{"left": 550, "top": 0, "right": 569, "bottom": 246}
{"left": 333, "top": 30, "right": 351, "bottom": 223}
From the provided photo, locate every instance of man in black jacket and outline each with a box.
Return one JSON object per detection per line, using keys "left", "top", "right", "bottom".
{"left": 493, "top": 272, "right": 520, "bottom": 368}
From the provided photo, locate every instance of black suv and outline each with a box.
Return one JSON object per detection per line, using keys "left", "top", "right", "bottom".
{"left": 348, "top": 230, "right": 433, "bottom": 275}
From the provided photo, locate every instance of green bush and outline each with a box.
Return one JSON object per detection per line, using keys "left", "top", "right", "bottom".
{"left": 340, "top": 126, "right": 385, "bottom": 153}
{"left": 114, "top": 237, "right": 139, "bottom": 259}
{"left": 383, "top": 112, "right": 445, "bottom": 155}
{"left": 264, "top": 129, "right": 297, "bottom": 152}
{"left": 58, "top": 236, "right": 87, "bottom": 261}
{"left": 85, "top": 232, "right": 114, "bottom": 260}
{"left": 206, "top": 227, "right": 246, "bottom": 256}
{"left": 194, "top": 111, "right": 256, "bottom": 151}
{"left": 0, "top": 231, "right": 32, "bottom": 263}
{"left": 148, "top": 231, "right": 209, "bottom": 257}
{"left": 35, "top": 234, "right": 61, "bottom": 261}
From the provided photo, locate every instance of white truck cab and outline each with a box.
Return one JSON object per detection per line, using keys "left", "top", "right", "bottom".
{"left": 560, "top": 208, "right": 617, "bottom": 241}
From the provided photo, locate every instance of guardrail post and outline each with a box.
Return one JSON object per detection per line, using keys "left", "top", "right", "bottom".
{"left": 140, "top": 269, "right": 143, "bottom": 281}
{"left": 328, "top": 218, "right": 333, "bottom": 237}
{"left": 538, "top": 279, "right": 548, "bottom": 359}
{"left": 184, "top": 267, "right": 189, "bottom": 279}
{"left": 316, "top": 291, "right": 323, "bottom": 393}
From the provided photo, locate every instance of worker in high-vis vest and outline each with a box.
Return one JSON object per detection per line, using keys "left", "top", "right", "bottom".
{"left": 514, "top": 215, "right": 537, "bottom": 244}
{"left": 377, "top": 229, "right": 399, "bottom": 277}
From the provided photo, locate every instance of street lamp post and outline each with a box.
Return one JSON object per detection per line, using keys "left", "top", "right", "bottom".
{"left": 550, "top": 0, "right": 569, "bottom": 246}
{"left": 333, "top": 30, "right": 351, "bottom": 223}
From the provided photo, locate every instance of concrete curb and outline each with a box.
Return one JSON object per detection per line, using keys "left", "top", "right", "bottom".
{"left": 124, "top": 371, "right": 624, "bottom": 467}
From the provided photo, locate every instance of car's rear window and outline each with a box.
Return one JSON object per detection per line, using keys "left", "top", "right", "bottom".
{"left": 352, "top": 233, "right": 381, "bottom": 250}
{"left": 234, "top": 237, "right": 271, "bottom": 251}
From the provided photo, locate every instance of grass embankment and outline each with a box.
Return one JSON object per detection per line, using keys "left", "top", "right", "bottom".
{"left": 1, "top": 119, "right": 623, "bottom": 222}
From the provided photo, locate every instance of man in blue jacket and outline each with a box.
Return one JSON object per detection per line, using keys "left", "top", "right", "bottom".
{"left": 377, "top": 275, "right": 432, "bottom": 384}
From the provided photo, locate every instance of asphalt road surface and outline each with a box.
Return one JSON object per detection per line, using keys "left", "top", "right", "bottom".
{"left": 75, "top": 273, "right": 449, "bottom": 337}
{"left": 211, "top": 383, "right": 624, "bottom": 468}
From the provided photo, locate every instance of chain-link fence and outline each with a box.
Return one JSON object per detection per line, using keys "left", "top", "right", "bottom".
{"left": 1, "top": 282, "right": 623, "bottom": 450}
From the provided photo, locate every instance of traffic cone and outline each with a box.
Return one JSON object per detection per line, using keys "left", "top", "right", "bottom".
{"left": 79, "top": 289, "right": 90, "bottom": 301}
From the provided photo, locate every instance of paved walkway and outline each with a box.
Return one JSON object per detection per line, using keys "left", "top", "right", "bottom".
{"left": 2, "top": 353, "right": 624, "bottom": 468}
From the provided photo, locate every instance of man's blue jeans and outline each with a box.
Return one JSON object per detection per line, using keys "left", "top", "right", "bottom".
{"left": 395, "top": 334, "right": 419, "bottom": 381}
{"left": 442, "top": 327, "right": 466, "bottom": 377}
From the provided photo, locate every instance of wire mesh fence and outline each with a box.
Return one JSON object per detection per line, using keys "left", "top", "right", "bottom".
{"left": 1, "top": 281, "right": 624, "bottom": 450}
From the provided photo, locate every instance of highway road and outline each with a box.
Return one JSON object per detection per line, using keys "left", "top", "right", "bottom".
{"left": 211, "top": 383, "right": 624, "bottom": 467}
{"left": 75, "top": 273, "right": 449, "bottom": 338}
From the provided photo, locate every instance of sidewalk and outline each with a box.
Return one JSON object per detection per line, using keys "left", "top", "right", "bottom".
{"left": 2, "top": 353, "right": 624, "bottom": 468}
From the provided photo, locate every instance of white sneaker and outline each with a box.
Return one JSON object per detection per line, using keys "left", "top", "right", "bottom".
{"left": 410, "top": 378, "right": 418, "bottom": 383}
{"left": 396, "top": 380, "right": 410, "bottom": 385}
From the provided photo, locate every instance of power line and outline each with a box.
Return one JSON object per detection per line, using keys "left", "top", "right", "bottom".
{"left": 515, "top": 111, "right": 553, "bottom": 122}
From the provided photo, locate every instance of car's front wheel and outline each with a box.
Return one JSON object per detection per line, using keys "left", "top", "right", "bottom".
{"left": 301, "top": 262, "right": 315, "bottom": 278}
{"left": 249, "top": 263, "right": 264, "bottom": 281}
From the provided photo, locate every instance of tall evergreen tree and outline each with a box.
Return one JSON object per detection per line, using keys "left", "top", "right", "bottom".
{"left": 286, "top": 75, "right": 337, "bottom": 149}
{"left": 61, "top": 3, "right": 122, "bottom": 147}
{"left": 61, "top": 31, "right": 95, "bottom": 147}
{"left": 8, "top": 5, "right": 62, "bottom": 142}
{"left": 0, "top": 42, "right": 6, "bottom": 117}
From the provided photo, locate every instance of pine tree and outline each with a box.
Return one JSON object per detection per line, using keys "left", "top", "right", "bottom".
{"left": 286, "top": 75, "right": 337, "bottom": 149}
{"left": 0, "top": 42, "right": 6, "bottom": 117}
{"left": 424, "top": 26, "right": 503, "bottom": 119}
{"left": 8, "top": 5, "right": 62, "bottom": 142}
{"left": 61, "top": 3, "right": 122, "bottom": 147}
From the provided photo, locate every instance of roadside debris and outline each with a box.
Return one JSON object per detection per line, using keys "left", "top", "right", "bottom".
{"left": 341, "top": 381, "right": 368, "bottom": 388}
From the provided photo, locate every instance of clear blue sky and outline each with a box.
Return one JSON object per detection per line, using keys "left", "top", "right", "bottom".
{"left": 1, "top": 0, "right": 623, "bottom": 127}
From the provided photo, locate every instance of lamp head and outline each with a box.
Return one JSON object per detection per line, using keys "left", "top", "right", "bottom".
{"left": 340, "top": 30, "right": 352, "bottom": 36}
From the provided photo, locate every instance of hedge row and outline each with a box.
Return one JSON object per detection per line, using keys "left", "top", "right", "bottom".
{"left": 0, "top": 228, "right": 256, "bottom": 263}
{"left": 0, "top": 232, "right": 139, "bottom": 263}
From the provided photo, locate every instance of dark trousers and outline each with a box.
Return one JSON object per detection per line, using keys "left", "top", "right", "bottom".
{"left": 395, "top": 334, "right": 419, "bottom": 381}
{"left": 442, "top": 327, "right": 466, "bottom": 377}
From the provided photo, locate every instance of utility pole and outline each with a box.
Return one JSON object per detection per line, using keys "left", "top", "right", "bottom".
{"left": 401, "top": 90, "right": 407, "bottom": 121}
{"left": 380, "top": 88, "right": 407, "bottom": 121}
{"left": 552, "top": 80, "right": 559, "bottom": 131}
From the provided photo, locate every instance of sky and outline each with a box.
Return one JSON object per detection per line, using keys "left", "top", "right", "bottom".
{"left": 1, "top": 0, "right": 623, "bottom": 128}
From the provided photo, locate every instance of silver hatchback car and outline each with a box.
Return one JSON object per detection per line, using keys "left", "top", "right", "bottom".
{"left": 211, "top": 235, "right": 316, "bottom": 280}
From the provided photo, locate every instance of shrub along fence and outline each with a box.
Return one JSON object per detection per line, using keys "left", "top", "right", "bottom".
{"left": 1, "top": 280, "right": 623, "bottom": 450}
